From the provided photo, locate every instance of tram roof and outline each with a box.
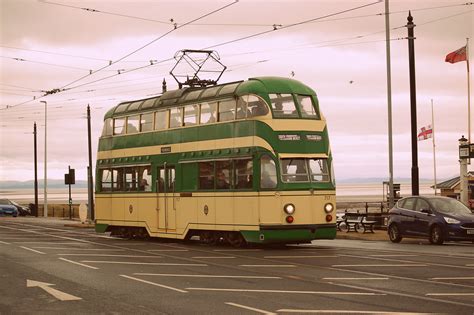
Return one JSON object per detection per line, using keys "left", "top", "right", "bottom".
{"left": 104, "top": 76, "right": 316, "bottom": 119}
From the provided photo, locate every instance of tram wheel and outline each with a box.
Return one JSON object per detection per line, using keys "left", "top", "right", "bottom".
{"left": 225, "top": 232, "right": 247, "bottom": 248}
{"left": 200, "top": 231, "right": 218, "bottom": 245}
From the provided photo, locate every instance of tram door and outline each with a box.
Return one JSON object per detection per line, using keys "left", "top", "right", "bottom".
{"left": 157, "top": 164, "right": 176, "bottom": 232}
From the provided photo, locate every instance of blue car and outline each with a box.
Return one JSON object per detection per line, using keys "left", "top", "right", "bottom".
{"left": 0, "top": 204, "right": 19, "bottom": 217}
{"left": 388, "top": 196, "right": 474, "bottom": 245}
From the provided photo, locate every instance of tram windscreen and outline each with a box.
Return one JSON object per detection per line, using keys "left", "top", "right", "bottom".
{"left": 281, "top": 158, "right": 329, "bottom": 183}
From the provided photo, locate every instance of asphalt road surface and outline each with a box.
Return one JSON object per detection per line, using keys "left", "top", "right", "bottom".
{"left": 1, "top": 217, "right": 474, "bottom": 314}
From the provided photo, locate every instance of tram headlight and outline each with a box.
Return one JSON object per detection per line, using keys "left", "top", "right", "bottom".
{"left": 284, "top": 203, "right": 295, "bottom": 215}
{"left": 324, "top": 203, "right": 334, "bottom": 214}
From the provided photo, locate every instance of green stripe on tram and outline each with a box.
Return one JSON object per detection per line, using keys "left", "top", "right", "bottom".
{"left": 241, "top": 226, "right": 337, "bottom": 244}
{"left": 98, "top": 120, "right": 329, "bottom": 154}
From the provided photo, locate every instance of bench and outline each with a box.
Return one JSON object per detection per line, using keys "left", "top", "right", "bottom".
{"left": 343, "top": 214, "right": 376, "bottom": 233}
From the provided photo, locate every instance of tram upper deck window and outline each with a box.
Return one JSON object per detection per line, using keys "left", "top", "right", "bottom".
{"left": 200, "top": 102, "right": 217, "bottom": 124}
{"left": 102, "top": 118, "right": 113, "bottom": 136}
{"left": 200, "top": 86, "right": 220, "bottom": 99}
{"left": 115, "top": 103, "right": 129, "bottom": 114}
{"left": 154, "top": 110, "right": 168, "bottom": 130}
{"left": 141, "top": 98, "right": 156, "bottom": 109}
{"left": 126, "top": 115, "right": 140, "bottom": 134}
{"left": 218, "top": 99, "right": 235, "bottom": 122}
{"left": 296, "top": 95, "right": 319, "bottom": 119}
{"left": 170, "top": 107, "right": 183, "bottom": 128}
{"left": 128, "top": 101, "right": 143, "bottom": 112}
{"left": 184, "top": 104, "right": 199, "bottom": 126}
{"left": 140, "top": 113, "right": 153, "bottom": 132}
{"left": 238, "top": 94, "right": 269, "bottom": 118}
{"left": 269, "top": 94, "right": 298, "bottom": 118}
{"left": 218, "top": 82, "right": 240, "bottom": 95}
{"left": 113, "top": 117, "right": 126, "bottom": 135}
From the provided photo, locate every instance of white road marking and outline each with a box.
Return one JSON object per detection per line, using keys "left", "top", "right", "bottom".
{"left": 58, "top": 253, "right": 162, "bottom": 258}
{"left": 332, "top": 264, "right": 427, "bottom": 267}
{"left": 239, "top": 265, "right": 296, "bottom": 268}
{"left": 213, "top": 249, "right": 262, "bottom": 252}
{"left": 20, "top": 246, "right": 45, "bottom": 254}
{"left": 192, "top": 256, "right": 236, "bottom": 259}
{"left": 426, "top": 293, "right": 474, "bottom": 296}
{"left": 225, "top": 302, "right": 276, "bottom": 315}
{"left": 13, "top": 242, "right": 82, "bottom": 245}
{"left": 81, "top": 260, "right": 207, "bottom": 267}
{"left": 147, "top": 249, "right": 189, "bottom": 252}
{"left": 120, "top": 275, "right": 187, "bottom": 293}
{"left": 264, "top": 255, "right": 338, "bottom": 259}
{"left": 0, "top": 240, "right": 10, "bottom": 244}
{"left": 133, "top": 273, "right": 282, "bottom": 279}
{"left": 430, "top": 277, "right": 474, "bottom": 280}
{"left": 32, "top": 247, "right": 124, "bottom": 251}
{"left": 323, "top": 277, "right": 389, "bottom": 280}
{"left": 27, "top": 279, "right": 82, "bottom": 301}
{"left": 59, "top": 257, "right": 99, "bottom": 270}
{"left": 277, "top": 310, "right": 434, "bottom": 314}
{"left": 369, "top": 254, "right": 419, "bottom": 257}
{"left": 186, "top": 288, "right": 384, "bottom": 295}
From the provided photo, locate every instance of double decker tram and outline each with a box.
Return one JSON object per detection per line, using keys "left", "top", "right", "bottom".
{"left": 95, "top": 76, "right": 336, "bottom": 245}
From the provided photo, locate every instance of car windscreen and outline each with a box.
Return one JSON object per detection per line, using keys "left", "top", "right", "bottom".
{"left": 430, "top": 198, "right": 472, "bottom": 216}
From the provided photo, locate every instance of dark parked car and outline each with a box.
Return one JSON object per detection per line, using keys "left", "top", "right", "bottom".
{"left": 0, "top": 199, "right": 30, "bottom": 216}
{"left": 0, "top": 203, "right": 18, "bottom": 217}
{"left": 388, "top": 196, "right": 474, "bottom": 245}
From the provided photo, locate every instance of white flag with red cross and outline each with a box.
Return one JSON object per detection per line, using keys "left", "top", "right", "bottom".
{"left": 417, "top": 125, "right": 433, "bottom": 141}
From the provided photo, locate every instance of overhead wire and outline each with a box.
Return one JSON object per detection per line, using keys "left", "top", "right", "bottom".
{"left": 3, "top": 0, "right": 239, "bottom": 109}
{"left": 2, "top": 1, "right": 472, "bottom": 112}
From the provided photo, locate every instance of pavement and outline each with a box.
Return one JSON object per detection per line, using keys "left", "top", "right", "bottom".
{"left": 336, "top": 228, "right": 388, "bottom": 241}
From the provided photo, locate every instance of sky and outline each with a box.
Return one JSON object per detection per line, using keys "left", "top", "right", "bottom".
{"left": 0, "top": 0, "right": 473, "bottom": 183}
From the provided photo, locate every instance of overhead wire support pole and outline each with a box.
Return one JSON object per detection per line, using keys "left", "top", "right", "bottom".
{"left": 87, "top": 104, "right": 94, "bottom": 221}
{"left": 34, "top": 122, "right": 38, "bottom": 217}
{"left": 407, "top": 11, "right": 419, "bottom": 196}
{"left": 385, "top": 0, "right": 394, "bottom": 208}
{"left": 40, "top": 100, "right": 48, "bottom": 217}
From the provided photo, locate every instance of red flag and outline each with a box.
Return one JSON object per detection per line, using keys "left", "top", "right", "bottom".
{"left": 445, "top": 46, "right": 467, "bottom": 64}
{"left": 418, "top": 125, "right": 433, "bottom": 141}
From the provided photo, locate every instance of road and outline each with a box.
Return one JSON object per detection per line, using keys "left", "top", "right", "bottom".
{"left": 1, "top": 217, "right": 474, "bottom": 314}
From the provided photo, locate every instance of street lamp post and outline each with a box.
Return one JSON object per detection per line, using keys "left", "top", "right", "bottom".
{"left": 40, "top": 100, "right": 48, "bottom": 217}
{"left": 459, "top": 135, "right": 469, "bottom": 206}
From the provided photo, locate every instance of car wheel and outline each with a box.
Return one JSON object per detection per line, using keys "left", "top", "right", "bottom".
{"left": 388, "top": 224, "right": 402, "bottom": 243}
{"left": 429, "top": 225, "right": 444, "bottom": 245}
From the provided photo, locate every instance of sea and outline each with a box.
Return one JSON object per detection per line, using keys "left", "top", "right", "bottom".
{"left": 0, "top": 182, "right": 436, "bottom": 204}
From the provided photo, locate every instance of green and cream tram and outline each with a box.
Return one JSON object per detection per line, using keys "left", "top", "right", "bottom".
{"left": 95, "top": 76, "right": 336, "bottom": 245}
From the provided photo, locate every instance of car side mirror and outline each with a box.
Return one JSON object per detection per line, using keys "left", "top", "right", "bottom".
{"left": 421, "top": 209, "right": 432, "bottom": 215}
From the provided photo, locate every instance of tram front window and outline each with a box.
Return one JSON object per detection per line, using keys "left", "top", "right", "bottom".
{"left": 308, "top": 158, "right": 329, "bottom": 182}
{"left": 280, "top": 158, "right": 330, "bottom": 183}
{"left": 269, "top": 93, "right": 298, "bottom": 118}
{"left": 296, "top": 95, "right": 319, "bottom": 119}
{"left": 281, "top": 159, "right": 309, "bottom": 182}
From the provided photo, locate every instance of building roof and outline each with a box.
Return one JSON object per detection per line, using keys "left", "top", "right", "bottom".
{"left": 435, "top": 171, "right": 474, "bottom": 189}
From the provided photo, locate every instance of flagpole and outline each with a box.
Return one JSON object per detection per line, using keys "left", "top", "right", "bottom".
{"left": 431, "top": 99, "right": 437, "bottom": 195}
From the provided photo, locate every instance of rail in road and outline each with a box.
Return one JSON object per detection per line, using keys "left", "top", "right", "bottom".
{"left": 1, "top": 217, "right": 474, "bottom": 314}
